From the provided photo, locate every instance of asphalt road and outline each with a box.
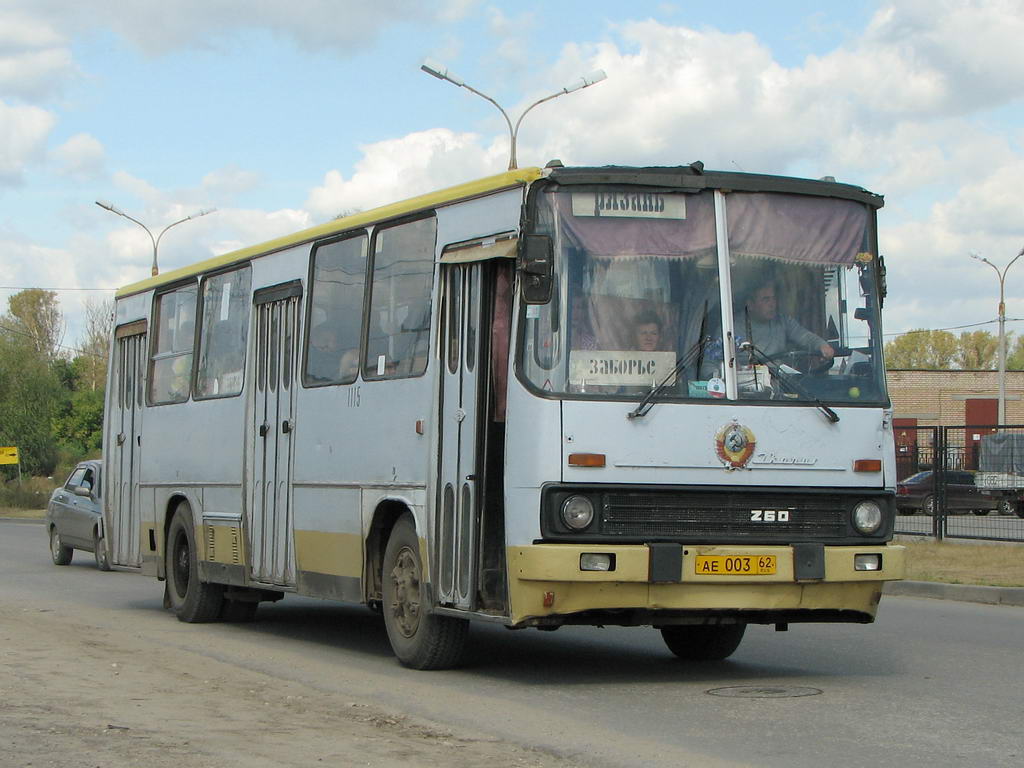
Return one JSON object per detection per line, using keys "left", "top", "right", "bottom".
{"left": 4, "top": 519, "right": 1022, "bottom": 768}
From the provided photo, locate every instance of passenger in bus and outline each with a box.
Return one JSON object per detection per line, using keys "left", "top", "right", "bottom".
{"left": 739, "top": 281, "right": 834, "bottom": 362}
{"left": 307, "top": 323, "right": 345, "bottom": 382}
{"left": 632, "top": 310, "right": 662, "bottom": 352}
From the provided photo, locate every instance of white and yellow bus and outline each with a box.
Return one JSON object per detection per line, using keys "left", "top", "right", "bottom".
{"left": 102, "top": 163, "right": 905, "bottom": 668}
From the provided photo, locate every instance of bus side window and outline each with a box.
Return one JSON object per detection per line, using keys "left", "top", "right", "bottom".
{"left": 149, "top": 284, "right": 198, "bottom": 404}
{"left": 196, "top": 266, "right": 252, "bottom": 398}
{"left": 364, "top": 216, "right": 437, "bottom": 379}
{"left": 304, "top": 233, "right": 368, "bottom": 386}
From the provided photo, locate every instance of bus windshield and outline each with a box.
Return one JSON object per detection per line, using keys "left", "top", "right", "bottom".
{"left": 520, "top": 185, "right": 888, "bottom": 406}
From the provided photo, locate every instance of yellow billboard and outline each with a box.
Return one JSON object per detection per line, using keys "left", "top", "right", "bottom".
{"left": 0, "top": 447, "right": 19, "bottom": 465}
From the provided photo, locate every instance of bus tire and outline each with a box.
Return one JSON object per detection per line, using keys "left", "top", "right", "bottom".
{"left": 165, "top": 503, "right": 224, "bottom": 623}
{"left": 660, "top": 624, "right": 746, "bottom": 661}
{"left": 382, "top": 515, "right": 468, "bottom": 670}
{"left": 50, "top": 528, "right": 72, "bottom": 566}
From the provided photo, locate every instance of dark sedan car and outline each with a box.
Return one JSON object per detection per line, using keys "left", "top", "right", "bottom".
{"left": 896, "top": 469, "right": 997, "bottom": 515}
{"left": 46, "top": 460, "right": 110, "bottom": 570}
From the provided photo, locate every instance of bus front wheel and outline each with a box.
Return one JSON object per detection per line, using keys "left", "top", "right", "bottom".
{"left": 382, "top": 515, "right": 468, "bottom": 669}
{"left": 660, "top": 624, "right": 746, "bottom": 661}
{"left": 165, "top": 502, "right": 224, "bottom": 623}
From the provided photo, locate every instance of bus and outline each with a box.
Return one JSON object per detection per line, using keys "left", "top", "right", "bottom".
{"left": 102, "top": 162, "right": 905, "bottom": 669}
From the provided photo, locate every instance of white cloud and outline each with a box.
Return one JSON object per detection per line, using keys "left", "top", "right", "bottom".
{"left": 201, "top": 166, "right": 262, "bottom": 203}
{"left": 0, "top": 100, "right": 56, "bottom": 183}
{"left": 0, "top": 10, "right": 75, "bottom": 101}
{"left": 17, "top": 0, "right": 471, "bottom": 55}
{"left": 51, "top": 133, "right": 105, "bottom": 181}
{"left": 304, "top": 128, "right": 505, "bottom": 221}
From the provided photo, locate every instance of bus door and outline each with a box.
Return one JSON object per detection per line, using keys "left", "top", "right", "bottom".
{"left": 437, "top": 263, "right": 484, "bottom": 609}
{"left": 247, "top": 282, "right": 301, "bottom": 587}
{"left": 108, "top": 323, "right": 146, "bottom": 567}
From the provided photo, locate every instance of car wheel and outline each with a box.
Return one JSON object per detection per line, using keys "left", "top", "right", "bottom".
{"left": 922, "top": 495, "right": 935, "bottom": 516}
{"left": 660, "top": 624, "right": 747, "bottom": 661}
{"left": 49, "top": 528, "right": 73, "bottom": 566}
{"left": 382, "top": 514, "right": 468, "bottom": 669}
{"left": 997, "top": 498, "right": 1018, "bottom": 517}
{"left": 93, "top": 530, "right": 112, "bottom": 571}
{"left": 165, "top": 502, "right": 224, "bottom": 622}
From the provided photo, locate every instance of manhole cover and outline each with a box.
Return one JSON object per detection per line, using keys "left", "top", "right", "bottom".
{"left": 706, "top": 685, "right": 822, "bottom": 699}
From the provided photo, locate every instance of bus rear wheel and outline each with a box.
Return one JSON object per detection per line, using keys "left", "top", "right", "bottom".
{"left": 660, "top": 624, "right": 746, "bottom": 661}
{"left": 165, "top": 502, "right": 224, "bottom": 623}
{"left": 382, "top": 515, "right": 468, "bottom": 669}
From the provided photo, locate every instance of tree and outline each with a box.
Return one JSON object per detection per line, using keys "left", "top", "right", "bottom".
{"left": 884, "top": 329, "right": 958, "bottom": 369}
{"left": 5, "top": 289, "right": 65, "bottom": 362}
{"left": 75, "top": 298, "right": 114, "bottom": 391}
{"left": 0, "top": 329, "right": 62, "bottom": 475}
{"left": 1007, "top": 333, "right": 1024, "bottom": 370}
{"left": 956, "top": 330, "right": 998, "bottom": 370}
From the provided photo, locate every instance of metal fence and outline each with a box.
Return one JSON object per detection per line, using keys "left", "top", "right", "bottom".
{"left": 894, "top": 425, "right": 1024, "bottom": 543}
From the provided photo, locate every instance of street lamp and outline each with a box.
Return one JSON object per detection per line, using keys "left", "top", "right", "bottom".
{"left": 420, "top": 58, "right": 607, "bottom": 171}
{"left": 970, "top": 246, "right": 1024, "bottom": 424}
{"left": 95, "top": 201, "right": 217, "bottom": 277}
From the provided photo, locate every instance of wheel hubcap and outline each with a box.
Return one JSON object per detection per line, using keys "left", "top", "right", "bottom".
{"left": 50, "top": 531, "right": 60, "bottom": 557}
{"left": 172, "top": 532, "right": 190, "bottom": 598}
{"left": 388, "top": 546, "right": 421, "bottom": 638}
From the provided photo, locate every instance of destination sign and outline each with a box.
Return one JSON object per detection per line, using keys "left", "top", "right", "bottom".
{"left": 572, "top": 192, "right": 686, "bottom": 220}
{"left": 0, "top": 446, "right": 19, "bottom": 465}
{"left": 569, "top": 350, "right": 677, "bottom": 387}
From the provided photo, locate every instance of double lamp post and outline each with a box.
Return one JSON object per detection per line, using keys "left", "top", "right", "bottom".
{"left": 95, "top": 201, "right": 216, "bottom": 277}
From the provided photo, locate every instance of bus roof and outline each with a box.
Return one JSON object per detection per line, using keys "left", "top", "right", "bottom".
{"left": 115, "top": 166, "right": 544, "bottom": 298}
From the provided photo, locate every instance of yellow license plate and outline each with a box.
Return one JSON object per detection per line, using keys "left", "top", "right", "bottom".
{"left": 695, "top": 555, "right": 777, "bottom": 575}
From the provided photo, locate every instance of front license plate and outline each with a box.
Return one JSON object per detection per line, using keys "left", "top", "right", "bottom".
{"left": 695, "top": 555, "right": 777, "bottom": 575}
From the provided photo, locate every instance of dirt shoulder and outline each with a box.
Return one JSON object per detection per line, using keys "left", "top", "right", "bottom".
{"left": 0, "top": 603, "right": 569, "bottom": 768}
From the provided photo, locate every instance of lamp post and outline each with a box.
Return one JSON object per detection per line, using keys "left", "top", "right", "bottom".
{"left": 420, "top": 59, "right": 607, "bottom": 171}
{"left": 970, "top": 247, "right": 1024, "bottom": 424}
{"left": 95, "top": 201, "right": 216, "bottom": 277}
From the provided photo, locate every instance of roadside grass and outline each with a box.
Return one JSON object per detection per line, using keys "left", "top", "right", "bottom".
{"left": 902, "top": 539, "right": 1024, "bottom": 587}
{"left": 0, "top": 507, "right": 44, "bottom": 519}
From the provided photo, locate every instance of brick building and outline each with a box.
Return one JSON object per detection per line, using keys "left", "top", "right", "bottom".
{"left": 886, "top": 369, "right": 1024, "bottom": 477}
{"left": 886, "top": 369, "right": 1024, "bottom": 427}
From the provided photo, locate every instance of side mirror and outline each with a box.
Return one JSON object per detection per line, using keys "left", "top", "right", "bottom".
{"left": 519, "top": 234, "right": 553, "bottom": 305}
{"left": 73, "top": 485, "right": 93, "bottom": 498}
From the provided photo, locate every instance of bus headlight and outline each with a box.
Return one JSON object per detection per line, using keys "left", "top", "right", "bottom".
{"left": 852, "top": 500, "right": 883, "bottom": 534}
{"left": 561, "top": 495, "right": 595, "bottom": 531}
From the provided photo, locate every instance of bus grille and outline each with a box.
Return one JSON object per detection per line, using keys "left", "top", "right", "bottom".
{"left": 600, "top": 492, "right": 849, "bottom": 539}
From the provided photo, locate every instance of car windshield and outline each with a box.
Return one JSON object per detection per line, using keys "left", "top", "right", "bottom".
{"left": 519, "top": 185, "right": 888, "bottom": 406}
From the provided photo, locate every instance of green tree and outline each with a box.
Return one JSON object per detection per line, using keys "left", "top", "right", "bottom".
{"left": 5, "top": 289, "right": 65, "bottom": 361}
{"left": 0, "top": 330, "right": 62, "bottom": 475}
{"left": 956, "top": 330, "right": 999, "bottom": 369}
{"left": 1007, "top": 333, "right": 1024, "bottom": 370}
{"left": 884, "top": 329, "right": 959, "bottom": 369}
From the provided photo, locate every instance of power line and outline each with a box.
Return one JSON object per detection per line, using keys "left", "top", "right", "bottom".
{"left": 882, "top": 318, "right": 1024, "bottom": 338}
{"left": 0, "top": 322, "right": 105, "bottom": 360}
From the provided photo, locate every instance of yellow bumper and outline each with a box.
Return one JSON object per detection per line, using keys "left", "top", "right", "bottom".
{"left": 506, "top": 543, "right": 905, "bottom": 626}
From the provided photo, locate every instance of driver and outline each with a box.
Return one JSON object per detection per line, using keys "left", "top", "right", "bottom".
{"left": 739, "top": 281, "right": 834, "bottom": 362}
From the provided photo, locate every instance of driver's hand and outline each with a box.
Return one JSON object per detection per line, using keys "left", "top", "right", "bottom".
{"left": 819, "top": 342, "right": 835, "bottom": 359}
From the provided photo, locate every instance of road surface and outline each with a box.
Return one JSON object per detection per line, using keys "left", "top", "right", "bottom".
{"left": 3, "top": 519, "right": 1021, "bottom": 767}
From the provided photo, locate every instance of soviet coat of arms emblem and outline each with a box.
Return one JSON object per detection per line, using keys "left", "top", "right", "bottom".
{"left": 715, "top": 422, "right": 756, "bottom": 469}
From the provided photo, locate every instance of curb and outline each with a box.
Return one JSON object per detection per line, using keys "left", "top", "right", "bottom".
{"left": 885, "top": 580, "right": 1024, "bottom": 607}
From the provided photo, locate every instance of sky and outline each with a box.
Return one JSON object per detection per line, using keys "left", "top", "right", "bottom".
{"left": 1, "top": 0, "right": 1023, "bottom": 352}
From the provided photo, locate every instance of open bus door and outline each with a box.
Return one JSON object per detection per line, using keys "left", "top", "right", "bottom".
{"left": 107, "top": 322, "right": 146, "bottom": 568}
{"left": 437, "top": 263, "right": 484, "bottom": 609}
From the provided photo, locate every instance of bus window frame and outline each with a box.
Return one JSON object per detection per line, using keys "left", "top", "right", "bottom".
{"left": 146, "top": 278, "right": 199, "bottom": 407}
{"left": 361, "top": 212, "right": 438, "bottom": 382}
{"left": 192, "top": 263, "right": 253, "bottom": 402}
{"left": 302, "top": 229, "right": 371, "bottom": 389}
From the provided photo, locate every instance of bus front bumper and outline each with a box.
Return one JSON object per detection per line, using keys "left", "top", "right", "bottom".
{"left": 505, "top": 542, "right": 905, "bottom": 628}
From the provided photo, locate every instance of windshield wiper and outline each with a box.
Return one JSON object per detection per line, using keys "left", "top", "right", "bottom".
{"left": 628, "top": 335, "right": 710, "bottom": 420}
{"left": 740, "top": 341, "right": 840, "bottom": 424}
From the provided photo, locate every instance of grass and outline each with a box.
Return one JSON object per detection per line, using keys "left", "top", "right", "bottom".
{"left": 901, "top": 539, "right": 1024, "bottom": 587}
{"left": 0, "top": 507, "right": 44, "bottom": 519}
